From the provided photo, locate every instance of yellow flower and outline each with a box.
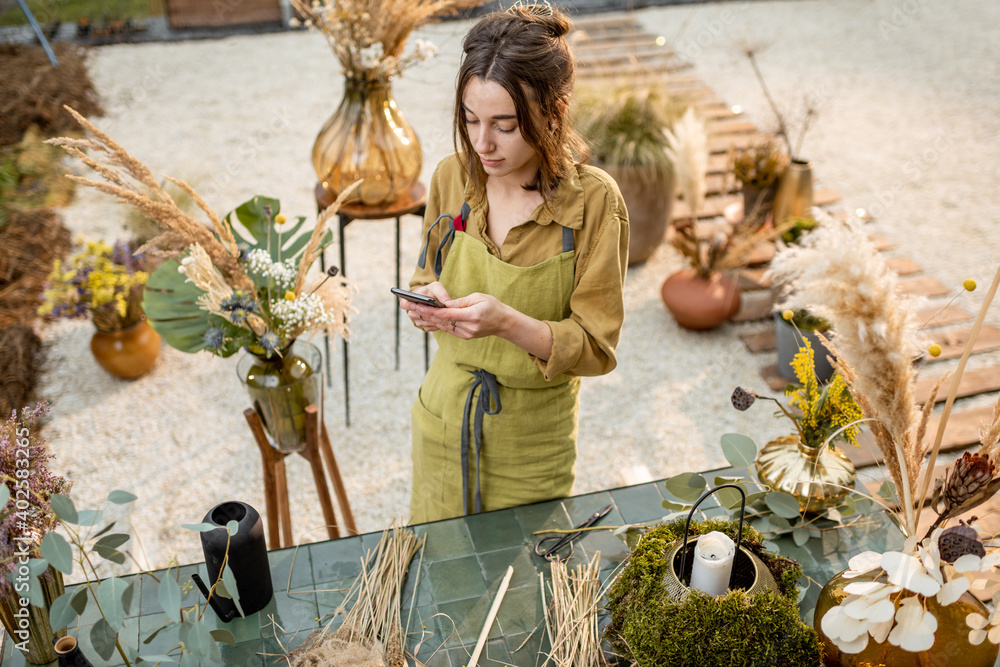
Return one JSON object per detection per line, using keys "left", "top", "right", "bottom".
{"left": 964, "top": 279, "right": 977, "bottom": 292}
{"left": 284, "top": 291, "right": 295, "bottom": 301}
{"left": 928, "top": 343, "right": 942, "bottom": 357}
{"left": 782, "top": 309, "right": 794, "bottom": 321}
{"left": 274, "top": 214, "right": 287, "bottom": 225}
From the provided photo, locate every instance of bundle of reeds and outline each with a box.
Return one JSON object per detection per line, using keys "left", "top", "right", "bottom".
{"left": 544, "top": 552, "right": 609, "bottom": 667}
{"left": 286, "top": 523, "right": 424, "bottom": 667}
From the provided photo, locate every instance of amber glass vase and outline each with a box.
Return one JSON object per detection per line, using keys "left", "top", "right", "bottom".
{"left": 237, "top": 341, "right": 322, "bottom": 454}
{"left": 312, "top": 72, "right": 422, "bottom": 207}
{"left": 815, "top": 568, "right": 999, "bottom": 667}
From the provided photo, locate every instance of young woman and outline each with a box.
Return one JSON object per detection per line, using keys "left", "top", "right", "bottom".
{"left": 402, "top": 3, "right": 629, "bottom": 523}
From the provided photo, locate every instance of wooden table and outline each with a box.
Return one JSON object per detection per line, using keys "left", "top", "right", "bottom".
{"left": 315, "top": 183, "right": 427, "bottom": 427}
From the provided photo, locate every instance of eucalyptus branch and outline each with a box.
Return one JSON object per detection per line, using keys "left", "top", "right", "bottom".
{"left": 197, "top": 530, "right": 232, "bottom": 622}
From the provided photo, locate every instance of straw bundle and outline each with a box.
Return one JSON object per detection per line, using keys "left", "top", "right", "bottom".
{"left": 545, "top": 552, "right": 609, "bottom": 667}
{"left": 286, "top": 523, "right": 424, "bottom": 667}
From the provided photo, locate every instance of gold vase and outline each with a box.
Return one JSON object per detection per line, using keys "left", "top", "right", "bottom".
{"left": 755, "top": 435, "right": 855, "bottom": 512}
{"left": 771, "top": 159, "right": 813, "bottom": 225}
{"left": 312, "top": 72, "right": 422, "bottom": 207}
{"left": 0, "top": 565, "right": 65, "bottom": 664}
{"left": 814, "top": 568, "right": 1000, "bottom": 667}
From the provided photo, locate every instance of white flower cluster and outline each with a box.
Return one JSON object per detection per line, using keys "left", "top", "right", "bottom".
{"left": 357, "top": 43, "right": 385, "bottom": 70}
{"left": 822, "top": 529, "right": 1000, "bottom": 654}
{"left": 413, "top": 39, "right": 438, "bottom": 63}
{"left": 245, "top": 249, "right": 298, "bottom": 292}
{"left": 270, "top": 292, "right": 333, "bottom": 336}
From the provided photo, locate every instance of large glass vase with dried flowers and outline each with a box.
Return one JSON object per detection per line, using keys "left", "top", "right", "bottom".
{"left": 0, "top": 403, "right": 70, "bottom": 665}
{"left": 292, "top": 0, "right": 484, "bottom": 206}
{"left": 769, "top": 218, "right": 1000, "bottom": 666}
{"left": 49, "top": 108, "right": 359, "bottom": 451}
{"left": 731, "top": 337, "right": 865, "bottom": 513}
{"left": 38, "top": 240, "right": 160, "bottom": 380}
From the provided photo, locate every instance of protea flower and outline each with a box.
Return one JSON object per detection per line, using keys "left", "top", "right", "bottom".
{"left": 930, "top": 452, "right": 1000, "bottom": 530}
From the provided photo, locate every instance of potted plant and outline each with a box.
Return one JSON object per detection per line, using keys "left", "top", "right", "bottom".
{"left": 574, "top": 84, "right": 679, "bottom": 266}
{"left": 774, "top": 308, "right": 834, "bottom": 383}
{"left": 769, "top": 216, "right": 1000, "bottom": 666}
{"left": 731, "top": 139, "right": 788, "bottom": 227}
{"left": 0, "top": 402, "right": 70, "bottom": 665}
{"left": 38, "top": 239, "right": 160, "bottom": 380}
{"left": 730, "top": 338, "right": 865, "bottom": 513}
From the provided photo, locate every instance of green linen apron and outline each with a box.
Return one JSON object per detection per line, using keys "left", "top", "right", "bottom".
{"left": 410, "top": 217, "right": 579, "bottom": 524}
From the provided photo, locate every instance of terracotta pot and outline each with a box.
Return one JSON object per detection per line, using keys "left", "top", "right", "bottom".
{"left": 815, "top": 568, "right": 999, "bottom": 667}
{"left": 90, "top": 319, "right": 161, "bottom": 380}
{"left": 660, "top": 269, "right": 741, "bottom": 331}
{"left": 600, "top": 162, "right": 675, "bottom": 266}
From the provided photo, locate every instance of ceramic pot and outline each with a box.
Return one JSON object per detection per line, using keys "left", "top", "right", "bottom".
{"left": 774, "top": 312, "right": 835, "bottom": 383}
{"left": 772, "top": 159, "right": 813, "bottom": 225}
{"left": 660, "top": 269, "right": 741, "bottom": 331}
{"left": 755, "top": 435, "right": 855, "bottom": 512}
{"left": 53, "top": 636, "right": 94, "bottom": 667}
{"left": 193, "top": 501, "right": 273, "bottom": 621}
{"left": 0, "top": 565, "right": 65, "bottom": 664}
{"left": 741, "top": 183, "right": 777, "bottom": 227}
{"left": 90, "top": 319, "right": 161, "bottom": 380}
{"left": 600, "top": 162, "right": 675, "bottom": 266}
{"left": 814, "top": 568, "right": 999, "bottom": 667}
{"left": 236, "top": 340, "right": 322, "bottom": 453}
{"left": 312, "top": 72, "right": 422, "bottom": 207}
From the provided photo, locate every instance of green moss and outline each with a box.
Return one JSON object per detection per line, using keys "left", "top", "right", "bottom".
{"left": 604, "top": 518, "right": 820, "bottom": 667}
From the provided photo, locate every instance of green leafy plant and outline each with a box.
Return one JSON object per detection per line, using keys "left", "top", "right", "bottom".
{"left": 3, "top": 489, "right": 243, "bottom": 666}
{"left": 780, "top": 216, "right": 819, "bottom": 245}
{"left": 779, "top": 307, "right": 828, "bottom": 332}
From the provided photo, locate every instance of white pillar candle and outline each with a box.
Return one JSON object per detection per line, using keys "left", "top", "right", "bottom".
{"left": 688, "top": 531, "right": 736, "bottom": 596}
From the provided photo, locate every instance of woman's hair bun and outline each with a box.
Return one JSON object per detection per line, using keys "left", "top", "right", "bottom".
{"left": 506, "top": 1, "right": 572, "bottom": 37}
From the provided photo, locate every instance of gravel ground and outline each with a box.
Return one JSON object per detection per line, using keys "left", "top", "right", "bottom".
{"left": 37, "top": 0, "right": 1000, "bottom": 574}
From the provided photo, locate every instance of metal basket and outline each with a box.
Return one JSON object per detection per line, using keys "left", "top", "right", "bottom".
{"left": 662, "top": 484, "right": 781, "bottom": 602}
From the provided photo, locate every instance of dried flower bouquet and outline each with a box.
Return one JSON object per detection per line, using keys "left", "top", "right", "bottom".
{"left": 769, "top": 216, "right": 1000, "bottom": 654}
{"left": 48, "top": 106, "right": 359, "bottom": 359}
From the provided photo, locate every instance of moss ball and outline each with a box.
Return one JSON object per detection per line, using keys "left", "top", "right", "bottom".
{"left": 603, "top": 518, "right": 821, "bottom": 666}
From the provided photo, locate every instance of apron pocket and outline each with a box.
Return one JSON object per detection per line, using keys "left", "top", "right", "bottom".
{"left": 410, "top": 388, "right": 459, "bottom": 523}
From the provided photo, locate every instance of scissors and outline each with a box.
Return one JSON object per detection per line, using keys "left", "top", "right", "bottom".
{"left": 533, "top": 503, "right": 613, "bottom": 562}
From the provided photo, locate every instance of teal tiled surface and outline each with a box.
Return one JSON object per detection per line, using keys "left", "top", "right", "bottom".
{"left": 2, "top": 473, "right": 935, "bottom": 666}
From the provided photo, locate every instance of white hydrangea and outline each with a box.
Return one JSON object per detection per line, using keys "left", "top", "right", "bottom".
{"left": 245, "top": 249, "right": 298, "bottom": 291}
{"left": 270, "top": 293, "right": 333, "bottom": 335}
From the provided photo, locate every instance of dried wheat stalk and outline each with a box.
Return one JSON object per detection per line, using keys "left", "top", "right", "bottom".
{"left": 545, "top": 552, "right": 608, "bottom": 667}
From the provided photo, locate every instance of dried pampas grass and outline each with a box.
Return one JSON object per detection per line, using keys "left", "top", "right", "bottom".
{"left": 664, "top": 107, "right": 707, "bottom": 217}
{"left": 285, "top": 523, "right": 424, "bottom": 667}
{"left": 768, "top": 214, "right": 926, "bottom": 534}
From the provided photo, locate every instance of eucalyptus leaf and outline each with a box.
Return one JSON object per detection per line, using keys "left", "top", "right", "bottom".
{"left": 49, "top": 588, "right": 87, "bottom": 632}
{"left": 214, "top": 580, "right": 232, "bottom": 599}
{"left": 91, "top": 521, "right": 117, "bottom": 539}
{"left": 763, "top": 539, "right": 780, "bottom": 552}
{"left": 94, "top": 533, "right": 131, "bottom": 553}
{"left": 0, "top": 484, "right": 9, "bottom": 508}
{"left": 768, "top": 515, "right": 791, "bottom": 532}
{"left": 40, "top": 533, "right": 73, "bottom": 574}
{"left": 720, "top": 433, "right": 757, "bottom": 468}
{"left": 49, "top": 493, "right": 78, "bottom": 524}
{"left": 179, "top": 651, "right": 199, "bottom": 667}
{"left": 826, "top": 508, "right": 843, "bottom": 523}
{"left": 181, "top": 523, "right": 219, "bottom": 533}
{"left": 855, "top": 498, "right": 873, "bottom": 515}
{"left": 90, "top": 618, "right": 118, "bottom": 661}
{"left": 664, "top": 472, "right": 706, "bottom": 502}
{"left": 123, "top": 580, "right": 136, "bottom": 615}
{"left": 27, "top": 558, "right": 48, "bottom": 577}
{"left": 716, "top": 486, "right": 746, "bottom": 510}
{"left": 210, "top": 628, "right": 236, "bottom": 646}
{"left": 107, "top": 490, "right": 137, "bottom": 505}
{"left": 139, "top": 654, "right": 177, "bottom": 664}
{"left": 98, "top": 576, "right": 129, "bottom": 631}
{"left": 222, "top": 564, "right": 244, "bottom": 618}
{"left": 70, "top": 585, "right": 89, "bottom": 615}
{"left": 26, "top": 572, "right": 43, "bottom": 607}
{"left": 142, "top": 623, "right": 169, "bottom": 645}
{"left": 792, "top": 527, "right": 811, "bottom": 547}
{"left": 76, "top": 510, "right": 104, "bottom": 527}
{"left": 765, "top": 491, "right": 802, "bottom": 519}
{"left": 744, "top": 491, "right": 767, "bottom": 506}
{"left": 713, "top": 476, "right": 743, "bottom": 486}
{"left": 185, "top": 620, "right": 213, "bottom": 658}
{"left": 838, "top": 495, "right": 857, "bottom": 518}
{"left": 660, "top": 499, "right": 690, "bottom": 511}
{"left": 226, "top": 520, "right": 239, "bottom": 536}
{"left": 158, "top": 573, "right": 182, "bottom": 623}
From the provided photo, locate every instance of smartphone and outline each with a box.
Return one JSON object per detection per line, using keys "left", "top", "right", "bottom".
{"left": 391, "top": 287, "right": 445, "bottom": 308}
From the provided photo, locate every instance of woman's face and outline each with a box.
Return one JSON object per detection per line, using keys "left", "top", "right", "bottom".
{"left": 462, "top": 76, "right": 540, "bottom": 186}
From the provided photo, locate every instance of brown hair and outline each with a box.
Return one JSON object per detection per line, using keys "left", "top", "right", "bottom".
{"left": 454, "top": 5, "right": 589, "bottom": 200}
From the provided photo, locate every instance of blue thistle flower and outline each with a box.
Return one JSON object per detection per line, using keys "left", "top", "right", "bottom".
{"left": 259, "top": 332, "right": 281, "bottom": 353}
{"left": 203, "top": 327, "right": 224, "bottom": 351}
{"left": 230, "top": 308, "right": 249, "bottom": 325}
{"left": 236, "top": 243, "right": 251, "bottom": 262}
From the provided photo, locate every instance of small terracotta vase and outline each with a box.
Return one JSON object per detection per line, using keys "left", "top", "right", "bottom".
{"left": 90, "top": 319, "right": 161, "bottom": 380}
{"left": 660, "top": 269, "right": 741, "bottom": 330}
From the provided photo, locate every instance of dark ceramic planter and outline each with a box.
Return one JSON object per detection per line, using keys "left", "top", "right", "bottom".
{"left": 774, "top": 312, "right": 834, "bottom": 382}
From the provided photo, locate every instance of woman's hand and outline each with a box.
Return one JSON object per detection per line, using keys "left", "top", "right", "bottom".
{"left": 402, "top": 282, "right": 452, "bottom": 332}
{"left": 429, "top": 292, "right": 509, "bottom": 340}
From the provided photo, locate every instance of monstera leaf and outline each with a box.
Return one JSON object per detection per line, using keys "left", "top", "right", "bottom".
{"left": 141, "top": 258, "right": 213, "bottom": 355}
{"left": 225, "top": 195, "right": 327, "bottom": 263}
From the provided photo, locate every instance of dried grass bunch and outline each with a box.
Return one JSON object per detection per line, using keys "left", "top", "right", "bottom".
{"left": 544, "top": 552, "right": 608, "bottom": 667}
{"left": 664, "top": 107, "right": 707, "bottom": 216}
{"left": 290, "top": 0, "right": 484, "bottom": 79}
{"left": 47, "top": 106, "right": 359, "bottom": 358}
{"left": 731, "top": 139, "right": 788, "bottom": 189}
{"left": 286, "top": 523, "right": 424, "bottom": 667}
{"left": 668, "top": 216, "right": 792, "bottom": 280}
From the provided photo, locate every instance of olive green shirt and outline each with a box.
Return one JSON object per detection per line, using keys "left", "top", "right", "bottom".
{"left": 410, "top": 153, "right": 629, "bottom": 381}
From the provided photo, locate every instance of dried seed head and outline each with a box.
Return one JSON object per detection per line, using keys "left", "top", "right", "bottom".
{"left": 938, "top": 524, "right": 985, "bottom": 563}
{"left": 731, "top": 387, "right": 756, "bottom": 411}
{"left": 944, "top": 451, "right": 995, "bottom": 509}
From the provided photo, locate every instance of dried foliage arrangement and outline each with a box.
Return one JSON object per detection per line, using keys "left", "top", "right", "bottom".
{"left": 286, "top": 524, "right": 424, "bottom": 667}
{"left": 664, "top": 107, "right": 707, "bottom": 216}
{"left": 742, "top": 45, "right": 815, "bottom": 161}
{"left": 770, "top": 216, "right": 1000, "bottom": 654}
{"left": 290, "top": 0, "right": 485, "bottom": 80}
{"left": 668, "top": 216, "right": 792, "bottom": 280}
{"left": 544, "top": 552, "right": 609, "bottom": 667}
{"left": 731, "top": 139, "right": 788, "bottom": 189}
{"left": 48, "top": 106, "right": 359, "bottom": 359}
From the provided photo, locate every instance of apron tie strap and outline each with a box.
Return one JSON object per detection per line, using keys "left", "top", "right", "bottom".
{"left": 418, "top": 203, "right": 472, "bottom": 279}
{"left": 418, "top": 213, "right": 453, "bottom": 274}
{"left": 461, "top": 369, "right": 502, "bottom": 515}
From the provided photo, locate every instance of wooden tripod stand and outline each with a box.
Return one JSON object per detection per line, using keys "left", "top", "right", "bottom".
{"left": 243, "top": 404, "right": 357, "bottom": 549}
